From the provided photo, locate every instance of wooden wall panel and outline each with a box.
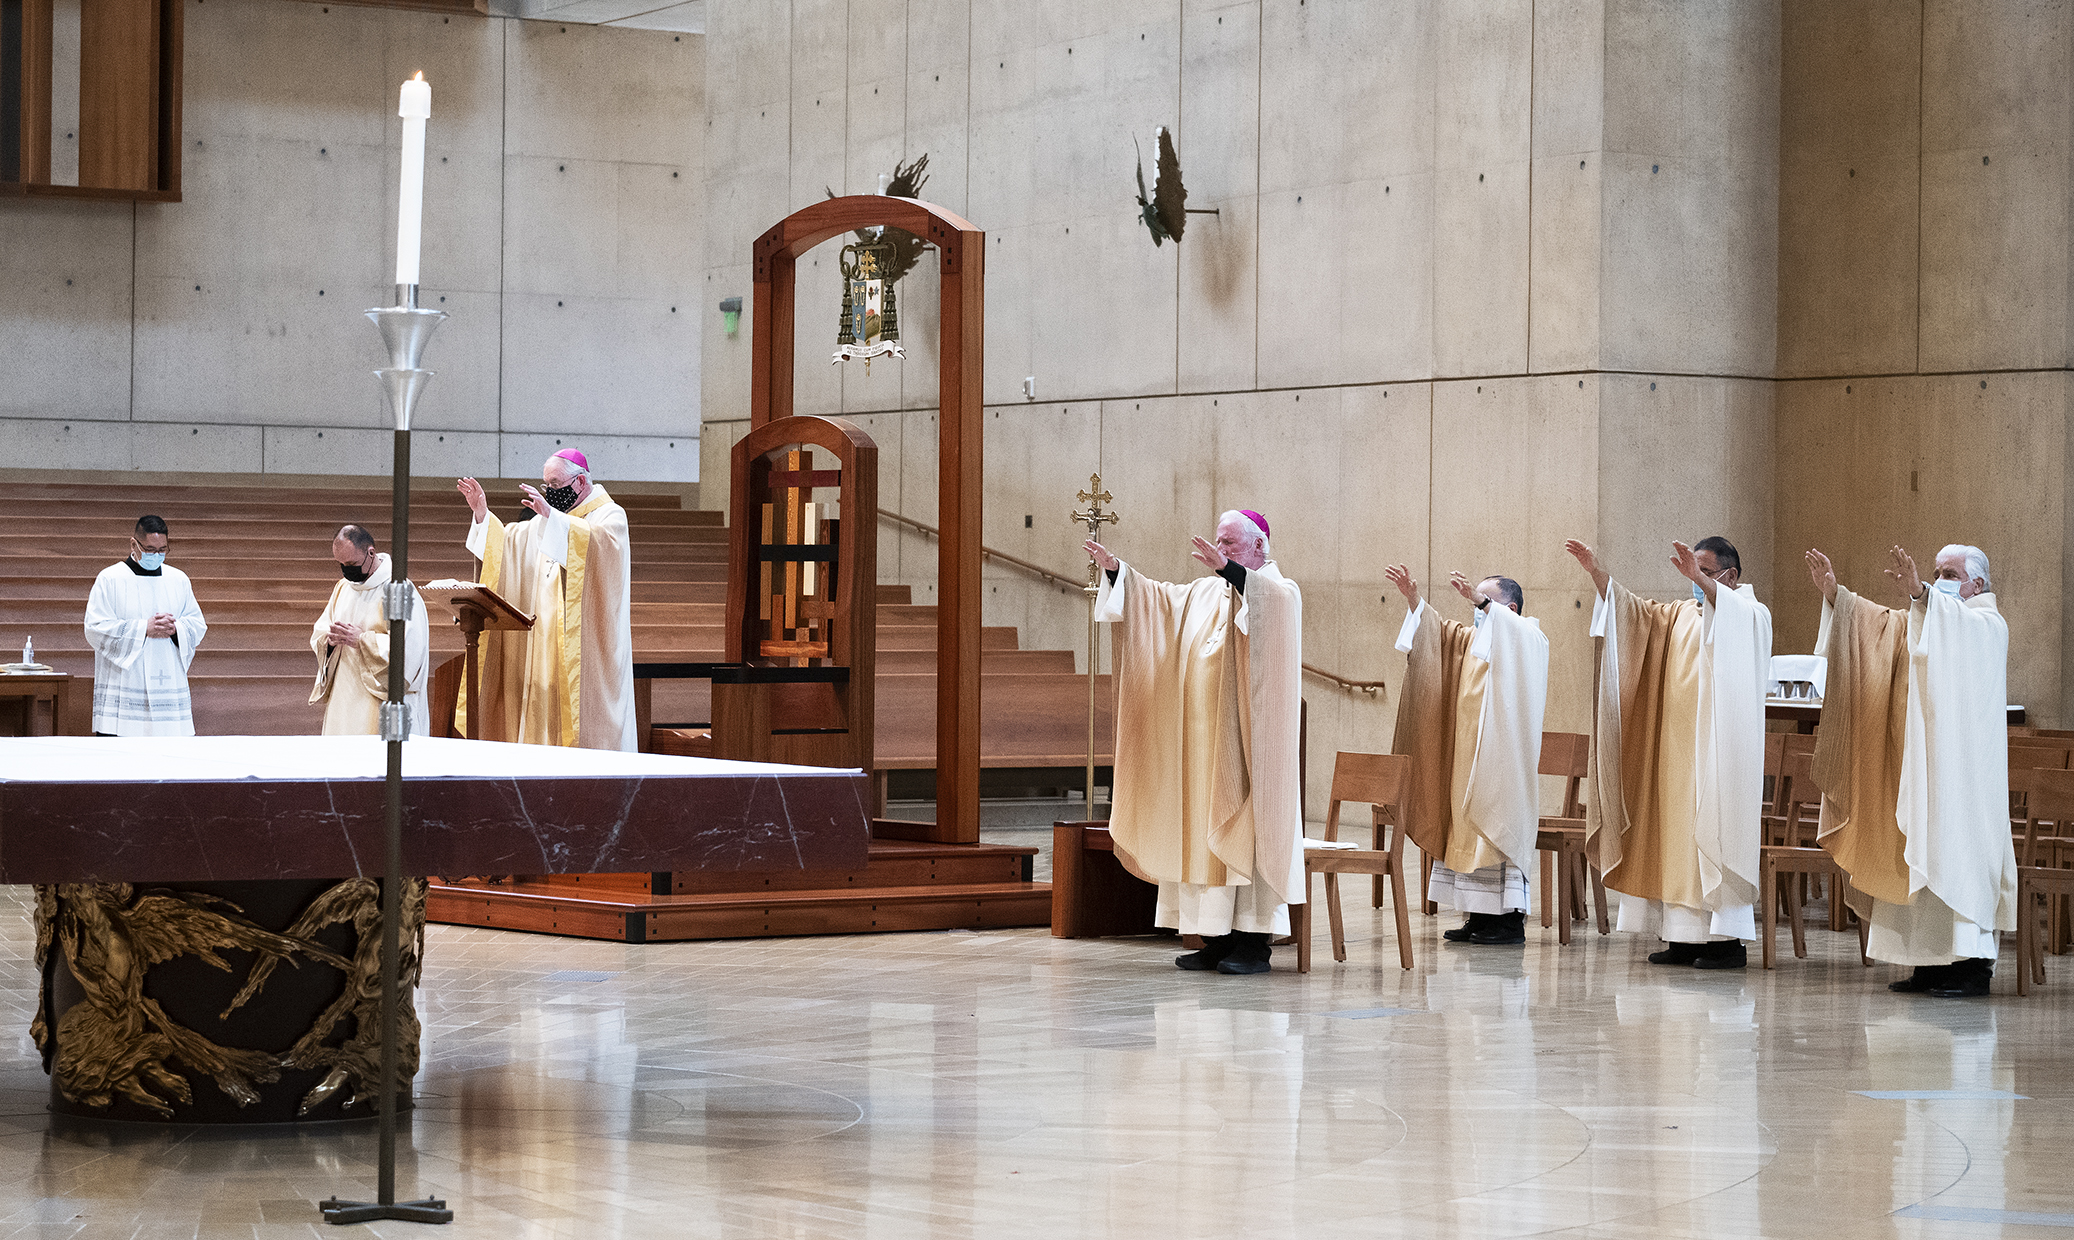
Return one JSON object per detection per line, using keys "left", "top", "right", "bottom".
{"left": 78, "top": 0, "right": 158, "bottom": 191}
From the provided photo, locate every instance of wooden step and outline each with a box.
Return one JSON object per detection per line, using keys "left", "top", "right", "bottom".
{"left": 425, "top": 878, "right": 1053, "bottom": 940}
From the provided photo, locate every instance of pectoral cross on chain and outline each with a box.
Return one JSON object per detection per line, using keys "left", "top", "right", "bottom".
{"left": 1070, "top": 474, "right": 1120, "bottom": 595}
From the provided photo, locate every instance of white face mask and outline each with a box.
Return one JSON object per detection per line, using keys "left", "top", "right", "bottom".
{"left": 1931, "top": 577, "right": 1963, "bottom": 598}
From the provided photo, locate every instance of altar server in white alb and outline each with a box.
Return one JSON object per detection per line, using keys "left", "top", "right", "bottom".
{"left": 1385, "top": 564, "right": 1549, "bottom": 945}
{"left": 1804, "top": 543, "right": 2016, "bottom": 998}
{"left": 1085, "top": 509, "right": 1305, "bottom": 975}
{"left": 84, "top": 515, "right": 207, "bottom": 736}
{"left": 1566, "top": 535, "right": 1771, "bottom": 969}
{"left": 455, "top": 449, "right": 637, "bottom": 751}
{"left": 308, "top": 524, "right": 431, "bottom": 736}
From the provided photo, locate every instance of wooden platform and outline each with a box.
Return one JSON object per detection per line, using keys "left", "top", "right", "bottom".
{"left": 426, "top": 835, "right": 1050, "bottom": 941}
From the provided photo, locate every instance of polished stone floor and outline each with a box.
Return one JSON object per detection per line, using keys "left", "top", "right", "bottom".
{"left": 3, "top": 872, "right": 2071, "bottom": 1240}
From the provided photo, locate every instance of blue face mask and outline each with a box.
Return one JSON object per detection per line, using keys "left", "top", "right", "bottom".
{"left": 1692, "top": 582, "right": 1707, "bottom": 604}
{"left": 137, "top": 550, "right": 166, "bottom": 571}
{"left": 1473, "top": 606, "right": 1488, "bottom": 630}
{"left": 1931, "top": 577, "right": 1963, "bottom": 598}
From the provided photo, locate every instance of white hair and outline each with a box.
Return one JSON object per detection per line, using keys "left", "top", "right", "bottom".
{"left": 544, "top": 456, "right": 589, "bottom": 481}
{"left": 1220, "top": 509, "right": 1269, "bottom": 557}
{"left": 1938, "top": 544, "right": 1991, "bottom": 591}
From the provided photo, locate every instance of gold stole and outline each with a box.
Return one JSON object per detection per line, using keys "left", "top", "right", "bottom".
{"left": 1393, "top": 609, "right": 1476, "bottom": 862}
{"left": 1591, "top": 586, "right": 1705, "bottom": 907}
{"left": 1811, "top": 585, "right": 1912, "bottom": 908}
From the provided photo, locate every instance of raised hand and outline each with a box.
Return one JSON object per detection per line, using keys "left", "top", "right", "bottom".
{"left": 1883, "top": 544, "right": 1923, "bottom": 603}
{"left": 1804, "top": 548, "right": 1838, "bottom": 605}
{"left": 1448, "top": 570, "right": 1484, "bottom": 605}
{"left": 1189, "top": 535, "right": 1228, "bottom": 572}
{"left": 518, "top": 483, "right": 549, "bottom": 519}
{"left": 456, "top": 476, "right": 488, "bottom": 522}
{"left": 1384, "top": 563, "right": 1420, "bottom": 610}
{"left": 1564, "top": 539, "right": 1610, "bottom": 597}
{"left": 1084, "top": 539, "right": 1118, "bottom": 572}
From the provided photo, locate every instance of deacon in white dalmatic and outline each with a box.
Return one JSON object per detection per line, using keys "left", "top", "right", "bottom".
{"left": 1385, "top": 565, "right": 1549, "bottom": 945}
{"left": 1804, "top": 543, "right": 2015, "bottom": 998}
{"left": 1085, "top": 509, "right": 1305, "bottom": 975}
{"left": 1566, "top": 535, "right": 1771, "bottom": 969}
{"left": 308, "top": 524, "right": 431, "bottom": 736}
{"left": 455, "top": 449, "right": 637, "bottom": 751}
{"left": 84, "top": 514, "right": 207, "bottom": 736}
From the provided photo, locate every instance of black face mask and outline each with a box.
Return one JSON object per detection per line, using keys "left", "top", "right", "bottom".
{"left": 340, "top": 561, "right": 372, "bottom": 583}
{"left": 542, "top": 482, "right": 581, "bottom": 512}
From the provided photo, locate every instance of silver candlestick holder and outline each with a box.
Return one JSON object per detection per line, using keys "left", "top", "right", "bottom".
{"left": 321, "top": 280, "right": 454, "bottom": 1228}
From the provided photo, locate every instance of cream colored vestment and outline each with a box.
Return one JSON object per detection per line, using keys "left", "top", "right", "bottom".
{"left": 1812, "top": 587, "right": 2015, "bottom": 964}
{"left": 1095, "top": 560, "right": 1305, "bottom": 936}
{"left": 460, "top": 486, "right": 637, "bottom": 751}
{"left": 308, "top": 553, "right": 430, "bottom": 736}
{"left": 1588, "top": 580, "right": 1769, "bottom": 942}
{"left": 1393, "top": 600, "right": 1549, "bottom": 910}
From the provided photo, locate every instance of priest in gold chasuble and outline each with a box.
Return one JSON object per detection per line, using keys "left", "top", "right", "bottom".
{"left": 1805, "top": 543, "right": 2015, "bottom": 999}
{"left": 1086, "top": 509, "right": 1305, "bottom": 976}
{"left": 454, "top": 449, "right": 637, "bottom": 752}
{"left": 308, "top": 524, "right": 430, "bottom": 736}
{"left": 1386, "top": 565, "right": 1549, "bottom": 946}
{"left": 1567, "top": 535, "right": 1771, "bottom": 970}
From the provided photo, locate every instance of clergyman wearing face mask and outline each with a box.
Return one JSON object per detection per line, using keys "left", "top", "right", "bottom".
{"left": 451, "top": 451, "right": 639, "bottom": 751}
{"left": 83, "top": 514, "right": 208, "bottom": 736}
{"left": 308, "top": 523, "right": 431, "bottom": 736}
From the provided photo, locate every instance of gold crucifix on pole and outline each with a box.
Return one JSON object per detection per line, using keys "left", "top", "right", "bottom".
{"left": 1069, "top": 474, "right": 1119, "bottom": 814}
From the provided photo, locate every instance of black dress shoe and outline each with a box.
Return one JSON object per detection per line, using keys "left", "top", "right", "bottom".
{"left": 1647, "top": 941, "right": 1706, "bottom": 965}
{"left": 1443, "top": 913, "right": 1489, "bottom": 942}
{"left": 1176, "top": 933, "right": 1235, "bottom": 971}
{"left": 1927, "top": 958, "right": 1993, "bottom": 998}
{"left": 1216, "top": 931, "right": 1273, "bottom": 974}
{"left": 1888, "top": 964, "right": 1955, "bottom": 993}
{"left": 1692, "top": 940, "right": 1747, "bottom": 970}
{"left": 1467, "top": 911, "right": 1527, "bottom": 945}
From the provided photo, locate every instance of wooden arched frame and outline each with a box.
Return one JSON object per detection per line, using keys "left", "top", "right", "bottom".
{"left": 751, "top": 196, "right": 984, "bottom": 844}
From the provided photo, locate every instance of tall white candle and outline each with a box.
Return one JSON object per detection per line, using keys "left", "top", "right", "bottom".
{"left": 396, "top": 72, "right": 431, "bottom": 287}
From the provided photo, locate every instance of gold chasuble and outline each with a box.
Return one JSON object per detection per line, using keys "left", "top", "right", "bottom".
{"left": 1393, "top": 602, "right": 1548, "bottom": 875}
{"left": 1587, "top": 580, "right": 1770, "bottom": 939}
{"left": 308, "top": 552, "right": 430, "bottom": 736}
{"left": 1095, "top": 560, "right": 1306, "bottom": 916}
{"left": 1812, "top": 587, "right": 2015, "bottom": 964}
{"left": 459, "top": 486, "right": 637, "bottom": 751}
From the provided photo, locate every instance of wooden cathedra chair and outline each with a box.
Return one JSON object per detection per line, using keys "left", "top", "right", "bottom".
{"left": 1534, "top": 731, "right": 1607, "bottom": 944}
{"left": 2013, "top": 766, "right": 2074, "bottom": 994}
{"left": 1296, "top": 751, "right": 1415, "bottom": 973}
{"left": 633, "top": 415, "right": 878, "bottom": 769}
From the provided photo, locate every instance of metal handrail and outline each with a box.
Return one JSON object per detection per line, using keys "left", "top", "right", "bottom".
{"left": 876, "top": 508, "right": 1387, "bottom": 695}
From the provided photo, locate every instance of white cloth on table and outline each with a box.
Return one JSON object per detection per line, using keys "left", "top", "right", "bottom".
{"left": 83, "top": 562, "right": 206, "bottom": 737}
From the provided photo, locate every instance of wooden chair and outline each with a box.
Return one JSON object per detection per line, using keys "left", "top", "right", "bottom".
{"left": 1295, "top": 752, "right": 1415, "bottom": 972}
{"left": 1760, "top": 747, "right": 1869, "bottom": 968}
{"left": 1534, "top": 731, "right": 1607, "bottom": 945}
{"left": 2014, "top": 767, "right": 2074, "bottom": 996}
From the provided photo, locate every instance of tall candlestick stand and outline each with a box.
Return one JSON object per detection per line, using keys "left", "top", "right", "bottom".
{"left": 1069, "top": 475, "right": 1119, "bottom": 815}
{"left": 320, "top": 281, "right": 452, "bottom": 1228}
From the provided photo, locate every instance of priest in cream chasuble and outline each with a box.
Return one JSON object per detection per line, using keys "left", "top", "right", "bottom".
{"left": 308, "top": 524, "right": 430, "bottom": 736}
{"left": 1805, "top": 543, "right": 2015, "bottom": 998}
{"left": 1387, "top": 566, "right": 1549, "bottom": 945}
{"left": 1086, "top": 510, "right": 1305, "bottom": 976}
{"left": 455, "top": 449, "right": 637, "bottom": 752}
{"left": 1567, "top": 535, "right": 1771, "bottom": 969}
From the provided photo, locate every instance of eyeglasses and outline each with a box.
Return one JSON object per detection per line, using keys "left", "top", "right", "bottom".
{"left": 1699, "top": 564, "right": 1733, "bottom": 581}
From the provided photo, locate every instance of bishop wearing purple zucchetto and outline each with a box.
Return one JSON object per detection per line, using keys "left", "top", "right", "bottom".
{"left": 1081, "top": 509, "right": 1305, "bottom": 975}
{"left": 453, "top": 449, "right": 637, "bottom": 750}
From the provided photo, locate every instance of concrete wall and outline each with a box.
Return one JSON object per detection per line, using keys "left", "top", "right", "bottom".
{"left": 1775, "top": 0, "right": 2074, "bottom": 725}
{"left": 0, "top": 0, "right": 704, "bottom": 483}
{"left": 701, "top": 0, "right": 1782, "bottom": 807}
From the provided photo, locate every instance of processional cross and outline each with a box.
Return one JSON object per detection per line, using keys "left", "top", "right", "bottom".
{"left": 1068, "top": 474, "right": 1119, "bottom": 812}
